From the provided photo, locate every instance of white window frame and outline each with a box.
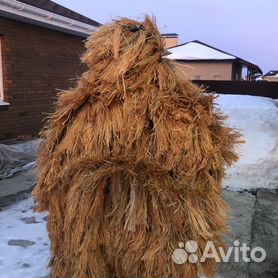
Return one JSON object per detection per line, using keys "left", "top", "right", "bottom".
{"left": 0, "top": 37, "right": 4, "bottom": 102}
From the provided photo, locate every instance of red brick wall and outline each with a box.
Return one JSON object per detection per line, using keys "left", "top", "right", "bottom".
{"left": 0, "top": 17, "right": 86, "bottom": 140}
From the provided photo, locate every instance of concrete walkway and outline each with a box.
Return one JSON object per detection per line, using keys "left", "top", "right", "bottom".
{"left": 220, "top": 190, "right": 278, "bottom": 278}
{"left": 0, "top": 169, "right": 277, "bottom": 278}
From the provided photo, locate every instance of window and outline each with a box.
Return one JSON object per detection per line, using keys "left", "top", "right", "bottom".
{"left": 0, "top": 37, "right": 4, "bottom": 102}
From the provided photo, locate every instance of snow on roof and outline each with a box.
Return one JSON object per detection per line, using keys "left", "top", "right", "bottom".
{"left": 167, "top": 40, "right": 236, "bottom": 60}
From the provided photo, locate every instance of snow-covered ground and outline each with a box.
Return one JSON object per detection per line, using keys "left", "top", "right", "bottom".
{"left": 0, "top": 94, "right": 277, "bottom": 278}
{"left": 0, "top": 198, "right": 49, "bottom": 278}
{"left": 217, "top": 95, "right": 278, "bottom": 190}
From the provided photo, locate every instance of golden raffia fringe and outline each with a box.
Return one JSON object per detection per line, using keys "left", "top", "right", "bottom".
{"left": 33, "top": 16, "right": 242, "bottom": 278}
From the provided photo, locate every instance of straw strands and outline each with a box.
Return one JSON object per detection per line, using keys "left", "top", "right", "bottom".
{"left": 33, "top": 16, "right": 241, "bottom": 278}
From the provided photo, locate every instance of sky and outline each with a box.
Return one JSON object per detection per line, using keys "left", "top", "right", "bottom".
{"left": 55, "top": 0, "right": 278, "bottom": 74}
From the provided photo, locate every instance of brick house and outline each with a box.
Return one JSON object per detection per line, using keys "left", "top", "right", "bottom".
{"left": 0, "top": 0, "right": 100, "bottom": 140}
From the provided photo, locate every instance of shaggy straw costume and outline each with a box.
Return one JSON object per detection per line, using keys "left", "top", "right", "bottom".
{"left": 33, "top": 16, "right": 241, "bottom": 278}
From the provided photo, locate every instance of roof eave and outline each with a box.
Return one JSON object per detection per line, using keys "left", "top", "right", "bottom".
{"left": 0, "top": 0, "right": 98, "bottom": 37}
{"left": 235, "top": 58, "right": 263, "bottom": 74}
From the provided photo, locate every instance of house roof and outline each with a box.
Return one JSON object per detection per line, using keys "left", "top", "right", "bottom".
{"left": 263, "top": 70, "right": 278, "bottom": 78}
{"left": 18, "top": 0, "right": 101, "bottom": 27}
{"left": 0, "top": 0, "right": 101, "bottom": 37}
{"left": 167, "top": 40, "right": 262, "bottom": 74}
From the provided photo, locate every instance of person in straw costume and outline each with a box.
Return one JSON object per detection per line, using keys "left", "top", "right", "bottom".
{"left": 33, "top": 16, "right": 241, "bottom": 278}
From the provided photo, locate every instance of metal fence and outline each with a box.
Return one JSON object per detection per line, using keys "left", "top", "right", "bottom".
{"left": 193, "top": 80, "right": 278, "bottom": 99}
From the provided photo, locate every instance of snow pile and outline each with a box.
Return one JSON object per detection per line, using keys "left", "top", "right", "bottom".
{"left": 216, "top": 94, "right": 278, "bottom": 190}
{"left": 0, "top": 198, "right": 49, "bottom": 278}
{"left": 0, "top": 139, "right": 41, "bottom": 180}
